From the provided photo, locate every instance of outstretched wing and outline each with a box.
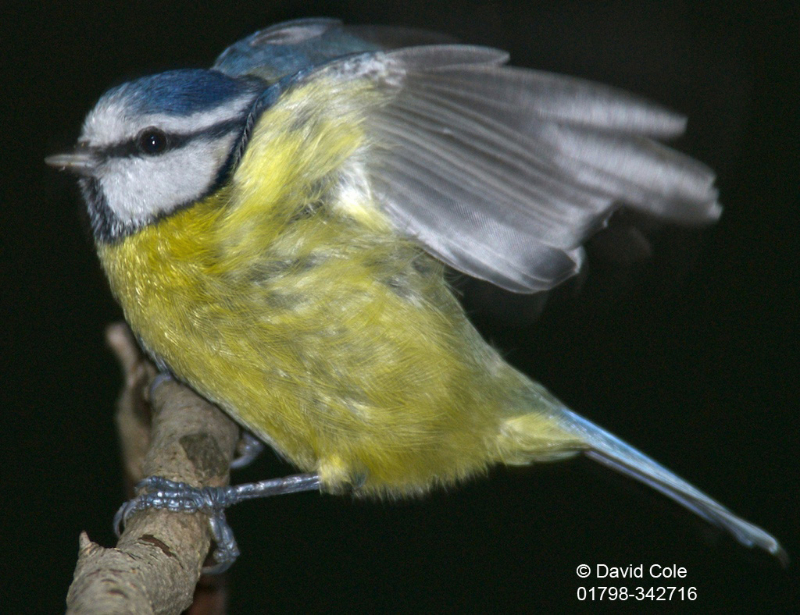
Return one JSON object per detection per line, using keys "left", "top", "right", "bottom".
{"left": 223, "top": 25, "right": 721, "bottom": 293}
{"left": 368, "top": 46, "right": 720, "bottom": 293}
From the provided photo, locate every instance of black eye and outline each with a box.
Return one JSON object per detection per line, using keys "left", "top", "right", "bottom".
{"left": 137, "top": 128, "right": 168, "bottom": 155}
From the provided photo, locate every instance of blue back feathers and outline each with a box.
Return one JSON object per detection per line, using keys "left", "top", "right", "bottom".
{"left": 213, "top": 18, "right": 381, "bottom": 82}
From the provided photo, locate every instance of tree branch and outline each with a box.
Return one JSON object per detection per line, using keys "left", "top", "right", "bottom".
{"left": 66, "top": 323, "right": 239, "bottom": 614}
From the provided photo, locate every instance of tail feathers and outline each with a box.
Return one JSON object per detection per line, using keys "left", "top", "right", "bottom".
{"left": 558, "top": 407, "right": 787, "bottom": 565}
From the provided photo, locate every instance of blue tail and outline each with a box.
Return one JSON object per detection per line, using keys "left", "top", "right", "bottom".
{"left": 557, "top": 407, "right": 787, "bottom": 564}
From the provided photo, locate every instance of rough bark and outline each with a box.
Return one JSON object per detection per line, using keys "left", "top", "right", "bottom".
{"left": 66, "top": 323, "right": 238, "bottom": 614}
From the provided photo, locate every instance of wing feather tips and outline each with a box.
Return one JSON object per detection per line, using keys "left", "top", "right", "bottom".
{"left": 536, "top": 125, "right": 722, "bottom": 224}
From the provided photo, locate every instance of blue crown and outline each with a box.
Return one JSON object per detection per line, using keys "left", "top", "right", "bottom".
{"left": 100, "top": 69, "right": 260, "bottom": 116}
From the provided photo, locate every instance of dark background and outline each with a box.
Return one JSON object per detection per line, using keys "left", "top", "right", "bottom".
{"left": 2, "top": 1, "right": 797, "bottom": 612}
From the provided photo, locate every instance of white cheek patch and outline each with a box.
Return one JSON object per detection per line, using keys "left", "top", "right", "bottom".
{"left": 97, "top": 133, "right": 237, "bottom": 225}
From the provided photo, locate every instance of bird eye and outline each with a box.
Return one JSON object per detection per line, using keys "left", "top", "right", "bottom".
{"left": 136, "top": 128, "right": 168, "bottom": 155}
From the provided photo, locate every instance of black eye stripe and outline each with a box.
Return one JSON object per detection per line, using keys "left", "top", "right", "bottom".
{"left": 97, "top": 118, "right": 244, "bottom": 161}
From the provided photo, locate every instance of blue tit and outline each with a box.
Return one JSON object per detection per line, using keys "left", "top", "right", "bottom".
{"left": 47, "top": 17, "right": 784, "bottom": 569}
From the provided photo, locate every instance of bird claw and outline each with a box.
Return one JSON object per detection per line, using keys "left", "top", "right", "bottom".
{"left": 114, "top": 476, "right": 241, "bottom": 573}
{"left": 205, "top": 511, "right": 240, "bottom": 574}
{"left": 230, "top": 432, "right": 265, "bottom": 469}
{"left": 113, "top": 473, "right": 319, "bottom": 572}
